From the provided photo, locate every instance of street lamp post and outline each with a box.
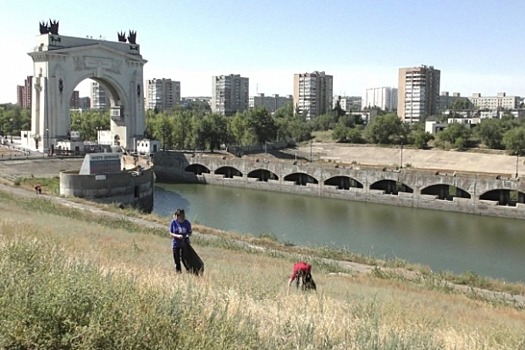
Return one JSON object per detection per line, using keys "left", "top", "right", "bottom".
{"left": 45, "top": 129, "right": 49, "bottom": 157}
{"left": 516, "top": 149, "right": 520, "bottom": 179}
{"left": 9, "top": 118, "right": 13, "bottom": 143}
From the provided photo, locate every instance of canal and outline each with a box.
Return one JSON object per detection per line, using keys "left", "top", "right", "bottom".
{"left": 153, "top": 183, "right": 525, "bottom": 284}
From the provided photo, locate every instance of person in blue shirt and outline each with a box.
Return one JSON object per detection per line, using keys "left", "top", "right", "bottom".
{"left": 169, "top": 208, "right": 192, "bottom": 273}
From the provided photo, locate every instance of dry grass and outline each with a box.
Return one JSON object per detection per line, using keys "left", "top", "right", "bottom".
{"left": 1, "top": 193, "right": 525, "bottom": 349}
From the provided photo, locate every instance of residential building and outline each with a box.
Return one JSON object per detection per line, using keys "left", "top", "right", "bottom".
{"left": 79, "top": 97, "right": 91, "bottom": 110}
{"left": 249, "top": 93, "right": 292, "bottom": 113}
{"left": 438, "top": 92, "right": 463, "bottom": 113}
{"left": 469, "top": 92, "right": 520, "bottom": 110}
{"left": 293, "top": 71, "right": 333, "bottom": 119}
{"left": 16, "top": 76, "right": 33, "bottom": 109}
{"left": 211, "top": 74, "right": 249, "bottom": 116}
{"left": 90, "top": 82, "right": 109, "bottom": 110}
{"left": 145, "top": 78, "right": 181, "bottom": 111}
{"left": 181, "top": 96, "right": 211, "bottom": 110}
{"left": 397, "top": 65, "right": 440, "bottom": 123}
{"left": 362, "top": 87, "right": 398, "bottom": 112}
{"left": 333, "top": 95, "right": 362, "bottom": 113}
{"left": 69, "top": 90, "right": 80, "bottom": 109}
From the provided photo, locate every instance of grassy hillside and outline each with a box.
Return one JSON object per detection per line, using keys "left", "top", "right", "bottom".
{"left": 0, "top": 189, "right": 524, "bottom": 349}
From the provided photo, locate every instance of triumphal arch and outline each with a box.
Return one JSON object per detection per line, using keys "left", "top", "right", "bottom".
{"left": 27, "top": 20, "right": 147, "bottom": 152}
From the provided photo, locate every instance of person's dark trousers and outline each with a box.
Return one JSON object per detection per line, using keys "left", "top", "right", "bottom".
{"left": 172, "top": 247, "right": 183, "bottom": 273}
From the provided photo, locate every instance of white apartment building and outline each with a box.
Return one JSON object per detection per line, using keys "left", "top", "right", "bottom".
{"left": 362, "top": 87, "right": 398, "bottom": 111}
{"left": 211, "top": 74, "right": 249, "bottom": 116}
{"left": 398, "top": 65, "right": 440, "bottom": 123}
{"left": 249, "top": 93, "right": 292, "bottom": 113}
{"left": 293, "top": 71, "right": 333, "bottom": 119}
{"left": 145, "top": 78, "right": 181, "bottom": 111}
{"left": 469, "top": 92, "right": 520, "bottom": 110}
{"left": 90, "top": 82, "right": 109, "bottom": 110}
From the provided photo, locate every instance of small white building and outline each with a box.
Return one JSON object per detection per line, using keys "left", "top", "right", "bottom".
{"left": 136, "top": 139, "right": 160, "bottom": 155}
{"left": 425, "top": 121, "right": 447, "bottom": 134}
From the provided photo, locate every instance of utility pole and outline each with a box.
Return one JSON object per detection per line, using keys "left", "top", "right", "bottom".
{"left": 516, "top": 149, "right": 520, "bottom": 179}
{"left": 310, "top": 140, "right": 313, "bottom": 162}
{"left": 400, "top": 143, "right": 403, "bottom": 169}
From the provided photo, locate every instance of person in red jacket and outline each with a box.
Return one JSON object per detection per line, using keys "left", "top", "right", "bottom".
{"left": 288, "top": 261, "right": 316, "bottom": 290}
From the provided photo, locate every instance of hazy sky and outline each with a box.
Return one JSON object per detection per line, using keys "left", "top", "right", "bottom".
{"left": 1, "top": 0, "right": 524, "bottom": 103}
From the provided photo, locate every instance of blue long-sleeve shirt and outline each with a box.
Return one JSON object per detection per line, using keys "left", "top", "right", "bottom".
{"left": 170, "top": 219, "right": 192, "bottom": 248}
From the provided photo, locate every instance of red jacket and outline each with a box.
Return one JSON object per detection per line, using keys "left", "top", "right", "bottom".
{"left": 290, "top": 261, "right": 312, "bottom": 282}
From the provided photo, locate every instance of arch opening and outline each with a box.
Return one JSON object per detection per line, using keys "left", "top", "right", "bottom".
{"left": 479, "top": 189, "right": 525, "bottom": 206}
{"left": 421, "top": 184, "right": 471, "bottom": 200}
{"left": 247, "top": 169, "right": 279, "bottom": 182}
{"left": 324, "top": 176, "right": 363, "bottom": 190}
{"left": 185, "top": 164, "right": 210, "bottom": 175}
{"left": 370, "top": 180, "right": 413, "bottom": 195}
{"left": 215, "top": 166, "right": 243, "bottom": 179}
{"left": 283, "top": 172, "right": 318, "bottom": 186}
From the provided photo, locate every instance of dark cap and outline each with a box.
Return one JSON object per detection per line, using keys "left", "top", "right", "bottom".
{"left": 175, "top": 209, "right": 185, "bottom": 216}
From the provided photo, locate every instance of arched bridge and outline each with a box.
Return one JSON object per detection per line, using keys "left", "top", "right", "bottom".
{"left": 153, "top": 152, "right": 525, "bottom": 220}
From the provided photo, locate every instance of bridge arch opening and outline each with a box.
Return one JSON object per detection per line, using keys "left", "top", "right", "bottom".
{"left": 185, "top": 163, "right": 210, "bottom": 175}
{"left": 247, "top": 169, "right": 279, "bottom": 182}
{"left": 324, "top": 176, "right": 363, "bottom": 189}
{"left": 370, "top": 180, "right": 413, "bottom": 195}
{"left": 215, "top": 166, "right": 242, "bottom": 179}
{"left": 421, "top": 184, "right": 471, "bottom": 200}
{"left": 479, "top": 189, "right": 525, "bottom": 206}
{"left": 284, "top": 172, "right": 318, "bottom": 186}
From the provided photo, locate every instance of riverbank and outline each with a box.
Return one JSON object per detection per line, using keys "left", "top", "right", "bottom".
{"left": 1, "top": 173, "right": 525, "bottom": 303}
{"left": 1, "top": 180, "right": 525, "bottom": 349}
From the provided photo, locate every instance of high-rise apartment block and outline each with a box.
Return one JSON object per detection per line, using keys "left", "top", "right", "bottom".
{"left": 79, "top": 97, "right": 91, "bottom": 110}
{"left": 397, "top": 65, "right": 440, "bottom": 122}
{"left": 90, "top": 82, "right": 109, "bottom": 110}
{"left": 293, "top": 71, "right": 333, "bottom": 119}
{"left": 249, "top": 93, "right": 292, "bottom": 113}
{"left": 16, "top": 76, "right": 33, "bottom": 109}
{"left": 145, "top": 78, "right": 181, "bottom": 111}
{"left": 70, "top": 90, "right": 80, "bottom": 109}
{"left": 211, "top": 74, "right": 249, "bottom": 116}
{"left": 469, "top": 92, "right": 520, "bottom": 110}
{"left": 362, "top": 87, "right": 398, "bottom": 112}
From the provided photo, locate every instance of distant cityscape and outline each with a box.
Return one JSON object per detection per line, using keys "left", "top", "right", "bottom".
{"left": 15, "top": 65, "right": 525, "bottom": 126}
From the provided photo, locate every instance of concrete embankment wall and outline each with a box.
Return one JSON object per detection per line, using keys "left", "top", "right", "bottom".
{"left": 60, "top": 155, "right": 155, "bottom": 212}
{"left": 153, "top": 152, "right": 525, "bottom": 220}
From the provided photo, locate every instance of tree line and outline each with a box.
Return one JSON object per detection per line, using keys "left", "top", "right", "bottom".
{"left": 2, "top": 102, "right": 525, "bottom": 155}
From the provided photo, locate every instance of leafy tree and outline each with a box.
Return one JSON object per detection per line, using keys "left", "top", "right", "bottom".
{"left": 503, "top": 127, "right": 525, "bottom": 155}
{"left": 230, "top": 112, "right": 256, "bottom": 146}
{"left": 436, "top": 123, "right": 471, "bottom": 150}
{"left": 476, "top": 119, "right": 504, "bottom": 149}
{"left": 245, "top": 108, "right": 277, "bottom": 145}
{"left": 410, "top": 129, "right": 434, "bottom": 149}
{"left": 198, "top": 113, "right": 230, "bottom": 152}
{"left": 365, "top": 113, "right": 403, "bottom": 144}
{"left": 312, "top": 112, "right": 336, "bottom": 131}
{"left": 70, "top": 110, "right": 109, "bottom": 141}
{"left": 0, "top": 104, "right": 30, "bottom": 137}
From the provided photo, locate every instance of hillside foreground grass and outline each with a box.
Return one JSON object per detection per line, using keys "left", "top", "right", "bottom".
{"left": 0, "top": 181, "right": 525, "bottom": 349}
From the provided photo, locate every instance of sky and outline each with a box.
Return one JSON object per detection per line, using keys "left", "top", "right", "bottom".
{"left": 1, "top": 0, "right": 525, "bottom": 103}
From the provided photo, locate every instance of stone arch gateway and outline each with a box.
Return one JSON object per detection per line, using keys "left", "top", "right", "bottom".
{"left": 27, "top": 28, "right": 147, "bottom": 152}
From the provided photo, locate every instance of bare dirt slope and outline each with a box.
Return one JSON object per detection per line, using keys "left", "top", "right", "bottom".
{"left": 292, "top": 143, "right": 522, "bottom": 176}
